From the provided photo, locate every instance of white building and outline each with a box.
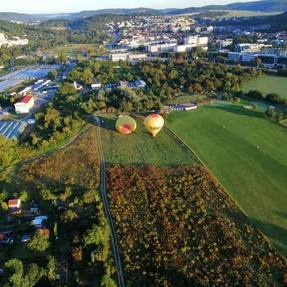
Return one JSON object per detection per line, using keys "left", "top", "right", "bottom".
{"left": 147, "top": 43, "right": 177, "bottom": 53}
{"left": 19, "top": 86, "right": 32, "bottom": 95}
{"left": 111, "top": 53, "right": 130, "bottom": 62}
{"left": 235, "top": 43, "right": 265, "bottom": 53}
{"left": 91, "top": 82, "right": 102, "bottom": 90}
{"left": 174, "top": 45, "right": 193, "bottom": 53}
{"left": 184, "top": 36, "right": 209, "bottom": 50}
{"left": 128, "top": 54, "right": 147, "bottom": 61}
{"left": 206, "top": 26, "right": 214, "bottom": 33}
{"left": 218, "top": 39, "right": 233, "bottom": 48}
{"left": 14, "top": 95, "right": 34, "bottom": 114}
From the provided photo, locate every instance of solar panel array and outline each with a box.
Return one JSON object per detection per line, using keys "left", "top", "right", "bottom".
{"left": 0, "top": 65, "right": 61, "bottom": 92}
{"left": 0, "top": 121, "right": 28, "bottom": 140}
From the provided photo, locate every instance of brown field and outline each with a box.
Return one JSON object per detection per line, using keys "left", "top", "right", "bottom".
{"left": 107, "top": 164, "right": 287, "bottom": 287}
{"left": 18, "top": 125, "right": 100, "bottom": 191}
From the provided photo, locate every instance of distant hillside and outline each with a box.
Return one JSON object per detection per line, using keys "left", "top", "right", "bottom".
{"left": 0, "top": 0, "right": 287, "bottom": 23}
{"left": 223, "top": 0, "right": 287, "bottom": 13}
{"left": 68, "top": 14, "right": 129, "bottom": 31}
{"left": 261, "top": 10, "right": 287, "bottom": 29}
{"left": 216, "top": 11, "right": 287, "bottom": 31}
{"left": 0, "top": 12, "right": 40, "bottom": 23}
{"left": 67, "top": 8, "right": 164, "bottom": 20}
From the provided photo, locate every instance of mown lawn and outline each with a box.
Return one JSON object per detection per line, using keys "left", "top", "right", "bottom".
{"left": 242, "top": 75, "right": 287, "bottom": 99}
{"left": 167, "top": 103, "right": 287, "bottom": 255}
{"left": 98, "top": 115, "right": 196, "bottom": 166}
{"left": 280, "top": 118, "right": 287, "bottom": 128}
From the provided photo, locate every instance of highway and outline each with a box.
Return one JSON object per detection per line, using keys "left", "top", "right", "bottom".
{"left": 95, "top": 116, "right": 125, "bottom": 287}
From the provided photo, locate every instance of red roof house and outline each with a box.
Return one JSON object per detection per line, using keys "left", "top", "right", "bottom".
{"left": 8, "top": 199, "right": 21, "bottom": 209}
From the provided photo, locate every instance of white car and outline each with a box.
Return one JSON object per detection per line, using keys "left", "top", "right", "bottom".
{"left": 21, "top": 235, "right": 30, "bottom": 243}
{"left": 27, "top": 119, "right": 36, "bottom": 125}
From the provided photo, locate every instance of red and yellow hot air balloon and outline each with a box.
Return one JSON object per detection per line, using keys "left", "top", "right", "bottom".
{"left": 115, "top": 115, "right": 137, "bottom": 135}
{"left": 144, "top": 114, "right": 164, "bottom": 137}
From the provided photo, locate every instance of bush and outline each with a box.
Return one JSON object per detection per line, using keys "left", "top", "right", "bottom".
{"left": 27, "top": 230, "right": 50, "bottom": 252}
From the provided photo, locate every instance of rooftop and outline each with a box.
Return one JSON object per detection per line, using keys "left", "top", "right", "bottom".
{"left": 18, "top": 95, "right": 33, "bottom": 104}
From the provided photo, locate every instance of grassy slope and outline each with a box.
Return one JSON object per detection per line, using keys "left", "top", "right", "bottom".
{"left": 217, "top": 10, "right": 280, "bottom": 18}
{"left": 167, "top": 103, "right": 287, "bottom": 255}
{"left": 98, "top": 115, "right": 196, "bottom": 166}
{"left": 242, "top": 75, "right": 287, "bottom": 99}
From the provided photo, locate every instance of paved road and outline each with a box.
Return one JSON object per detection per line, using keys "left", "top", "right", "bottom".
{"left": 94, "top": 116, "right": 125, "bottom": 287}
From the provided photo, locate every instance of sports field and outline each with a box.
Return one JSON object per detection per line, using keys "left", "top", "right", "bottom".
{"left": 50, "top": 44, "right": 105, "bottom": 57}
{"left": 97, "top": 115, "right": 196, "bottom": 166}
{"left": 167, "top": 103, "right": 287, "bottom": 255}
{"left": 242, "top": 75, "right": 287, "bottom": 99}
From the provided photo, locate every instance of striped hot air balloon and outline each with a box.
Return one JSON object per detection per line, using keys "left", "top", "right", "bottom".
{"left": 115, "top": 116, "right": 137, "bottom": 135}
{"left": 144, "top": 114, "right": 164, "bottom": 137}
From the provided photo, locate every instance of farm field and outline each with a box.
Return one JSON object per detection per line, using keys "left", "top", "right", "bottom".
{"left": 242, "top": 75, "right": 287, "bottom": 99}
{"left": 50, "top": 44, "right": 105, "bottom": 57}
{"left": 217, "top": 10, "right": 280, "bottom": 18}
{"left": 167, "top": 103, "right": 287, "bottom": 255}
{"left": 107, "top": 165, "right": 286, "bottom": 286}
{"left": 98, "top": 115, "right": 196, "bottom": 166}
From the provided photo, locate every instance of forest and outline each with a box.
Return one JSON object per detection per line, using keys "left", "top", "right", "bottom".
{"left": 107, "top": 165, "right": 287, "bottom": 287}
{"left": 139, "top": 59, "right": 262, "bottom": 101}
{"left": 24, "top": 58, "right": 262, "bottom": 151}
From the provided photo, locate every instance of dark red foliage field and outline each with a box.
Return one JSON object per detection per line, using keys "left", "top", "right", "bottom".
{"left": 107, "top": 165, "right": 287, "bottom": 287}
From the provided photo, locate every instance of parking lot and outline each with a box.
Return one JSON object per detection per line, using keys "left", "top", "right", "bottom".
{"left": 0, "top": 120, "right": 28, "bottom": 140}
{"left": 30, "top": 89, "right": 57, "bottom": 113}
{"left": 0, "top": 65, "right": 61, "bottom": 92}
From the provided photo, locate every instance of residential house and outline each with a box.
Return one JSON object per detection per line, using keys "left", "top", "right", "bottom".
{"left": 14, "top": 95, "right": 34, "bottom": 114}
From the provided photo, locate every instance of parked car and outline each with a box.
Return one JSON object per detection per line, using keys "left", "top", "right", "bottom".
{"left": 21, "top": 235, "right": 30, "bottom": 243}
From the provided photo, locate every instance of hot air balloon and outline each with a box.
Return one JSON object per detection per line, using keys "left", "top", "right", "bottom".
{"left": 144, "top": 114, "right": 164, "bottom": 137}
{"left": 115, "top": 116, "right": 137, "bottom": 135}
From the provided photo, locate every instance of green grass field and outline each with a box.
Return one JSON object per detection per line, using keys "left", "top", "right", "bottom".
{"left": 215, "top": 10, "right": 280, "bottom": 19}
{"left": 280, "top": 119, "right": 287, "bottom": 128}
{"left": 242, "top": 75, "right": 287, "bottom": 99}
{"left": 98, "top": 115, "right": 196, "bottom": 166}
{"left": 167, "top": 103, "right": 287, "bottom": 255}
{"left": 49, "top": 44, "right": 106, "bottom": 57}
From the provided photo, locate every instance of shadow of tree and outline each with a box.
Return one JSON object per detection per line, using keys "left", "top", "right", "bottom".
{"left": 274, "top": 211, "right": 287, "bottom": 221}
{"left": 84, "top": 115, "right": 116, "bottom": 132}
{"left": 204, "top": 104, "right": 264, "bottom": 119}
{"left": 250, "top": 218, "right": 287, "bottom": 256}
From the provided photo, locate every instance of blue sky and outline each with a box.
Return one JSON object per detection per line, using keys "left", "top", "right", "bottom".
{"left": 1, "top": 0, "right": 256, "bottom": 13}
